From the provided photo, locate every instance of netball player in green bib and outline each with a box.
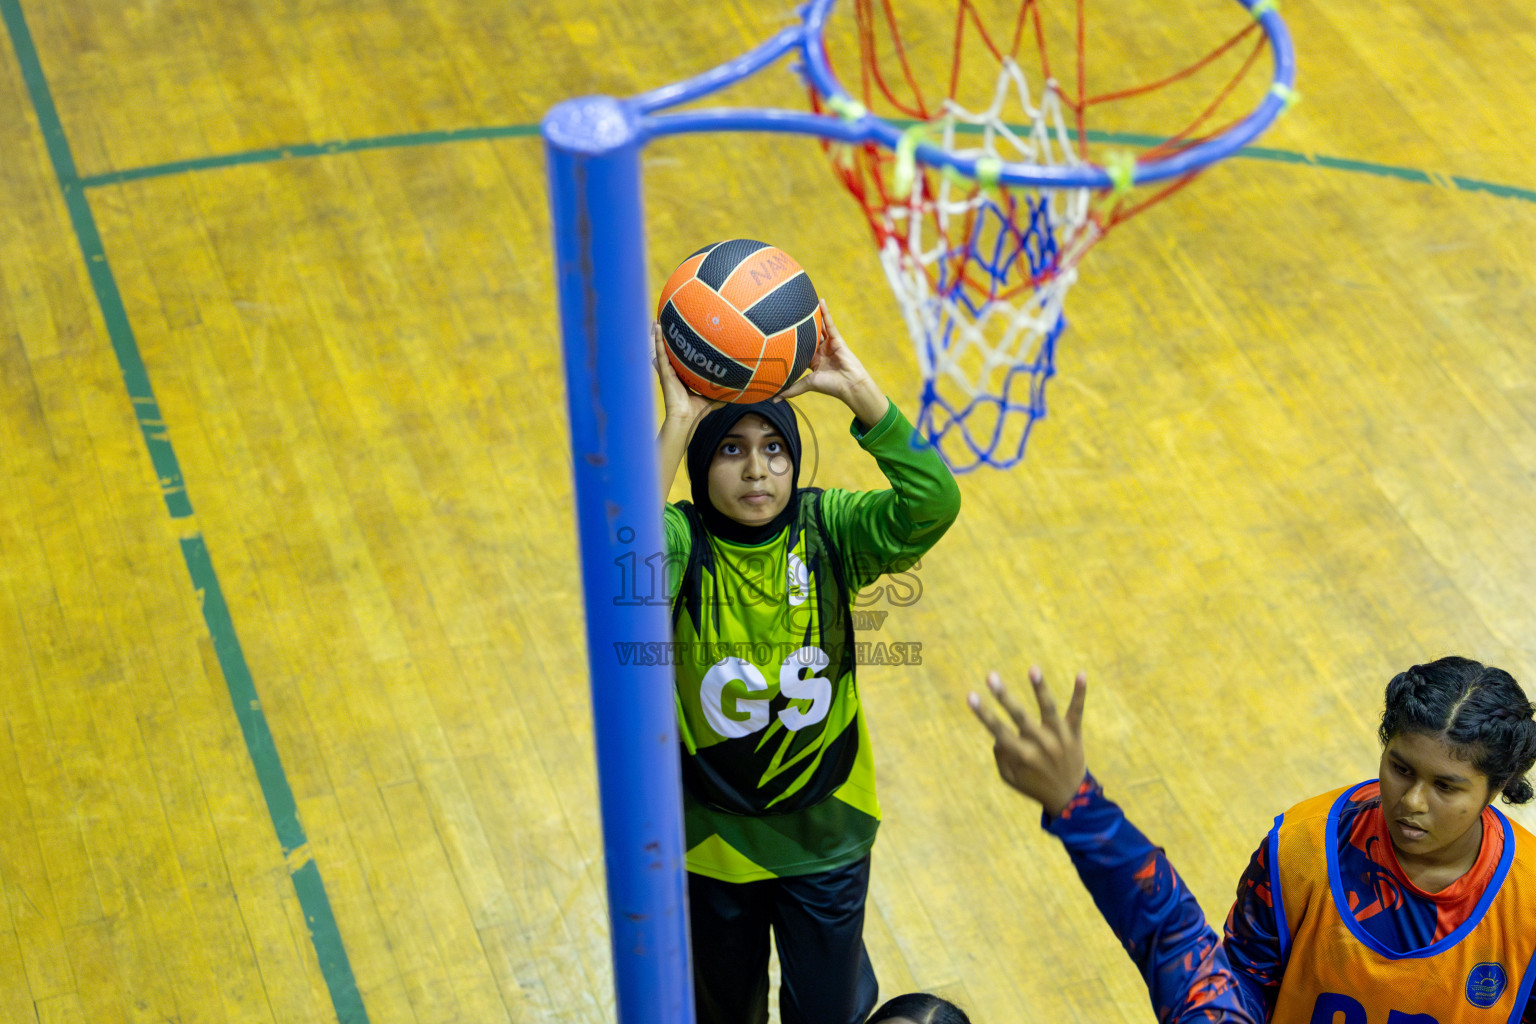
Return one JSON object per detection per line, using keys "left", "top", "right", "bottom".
{"left": 652, "top": 300, "right": 961, "bottom": 1024}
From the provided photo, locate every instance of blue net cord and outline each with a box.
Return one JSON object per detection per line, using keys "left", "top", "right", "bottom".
{"left": 883, "top": 172, "right": 1084, "bottom": 472}
{"left": 916, "top": 315, "right": 1062, "bottom": 472}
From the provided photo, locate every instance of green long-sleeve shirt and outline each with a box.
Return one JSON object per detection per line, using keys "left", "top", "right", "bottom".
{"left": 664, "top": 400, "right": 961, "bottom": 881}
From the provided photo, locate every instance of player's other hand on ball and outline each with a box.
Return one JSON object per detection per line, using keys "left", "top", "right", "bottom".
{"left": 775, "top": 301, "right": 888, "bottom": 428}
{"left": 776, "top": 299, "right": 868, "bottom": 401}
{"left": 968, "top": 667, "right": 1088, "bottom": 819}
{"left": 653, "top": 322, "right": 722, "bottom": 425}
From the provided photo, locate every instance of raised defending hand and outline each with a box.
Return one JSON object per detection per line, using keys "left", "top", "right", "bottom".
{"left": 968, "top": 667, "right": 1088, "bottom": 818}
{"left": 653, "top": 322, "right": 721, "bottom": 425}
{"left": 773, "top": 300, "right": 888, "bottom": 428}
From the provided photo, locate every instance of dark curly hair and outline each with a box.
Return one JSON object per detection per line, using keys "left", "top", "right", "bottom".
{"left": 867, "top": 993, "right": 972, "bottom": 1024}
{"left": 1379, "top": 656, "right": 1536, "bottom": 804}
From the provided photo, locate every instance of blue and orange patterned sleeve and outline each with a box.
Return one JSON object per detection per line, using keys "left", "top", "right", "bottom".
{"left": 1044, "top": 774, "right": 1263, "bottom": 1024}
{"left": 1220, "top": 835, "right": 1285, "bottom": 1019}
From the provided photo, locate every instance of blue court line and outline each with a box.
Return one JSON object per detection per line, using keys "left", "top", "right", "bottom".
{"left": 71, "top": 119, "right": 1536, "bottom": 207}
{"left": 0, "top": 2, "right": 369, "bottom": 1021}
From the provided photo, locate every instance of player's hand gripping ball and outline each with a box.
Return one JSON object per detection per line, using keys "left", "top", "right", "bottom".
{"left": 656, "top": 239, "right": 825, "bottom": 403}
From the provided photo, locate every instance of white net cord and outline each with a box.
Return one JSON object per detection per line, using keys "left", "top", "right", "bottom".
{"left": 874, "top": 59, "right": 1101, "bottom": 468}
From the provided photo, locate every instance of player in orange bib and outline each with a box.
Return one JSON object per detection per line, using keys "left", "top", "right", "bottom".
{"left": 963, "top": 656, "right": 1536, "bottom": 1024}
{"left": 1225, "top": 656, "right": 1536, "bottom": 1022}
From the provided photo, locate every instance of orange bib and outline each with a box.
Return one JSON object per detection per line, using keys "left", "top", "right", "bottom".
{"left": 1269, "top": 782, "right": 1536, "bottom": 1023}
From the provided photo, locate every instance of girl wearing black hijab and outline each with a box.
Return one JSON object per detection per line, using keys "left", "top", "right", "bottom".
{"left": 652, "top": 300, "right": 962, "bottom": 1024}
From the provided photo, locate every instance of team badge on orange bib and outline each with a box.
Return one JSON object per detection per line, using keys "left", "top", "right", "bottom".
{"left": 1465, "top": 963, "right": 1507, "bottom": 1009}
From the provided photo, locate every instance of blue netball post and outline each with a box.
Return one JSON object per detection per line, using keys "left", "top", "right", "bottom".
{"left": 542, "top": 1, "right": 1295, "bottom": 1018}
{"left": 543, "top": 95, "right": 696, "bottom": 1024}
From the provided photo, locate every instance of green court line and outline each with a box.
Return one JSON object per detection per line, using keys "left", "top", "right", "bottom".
{"left": 72, "top": 115, "right": 1536, "bottom": 208}
{"left": 79, "top": 122, "right": 540, "bottom": 188}
{"left": 0, "top": 3, "right": 189, "bottom": 516}
{"left": 1451, "top": 176, "right": 1536, "bottom": 204}
{"left": 1232, "top": 144, "right": 1313, "bottom": 165}
{"left": 1310, "top": 153, "right": 1431, "bottom": 184}
{"left": 1, "top": 2, "right": 369, "bottom": 1022}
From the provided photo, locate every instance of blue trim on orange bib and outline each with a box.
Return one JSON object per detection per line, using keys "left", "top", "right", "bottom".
{"left": 1507, "top": 939, "right": 1536, "bottom": 1021}
{"left": 1269, "top": 812, "right": 1291, "bottom": 962}
{"left": 1324, "top": 780, "right": 1516, "bottom": 960}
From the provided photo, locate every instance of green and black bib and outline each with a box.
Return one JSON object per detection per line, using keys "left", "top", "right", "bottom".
{"left": 670, "top": 489, "right": 861, "bottom": 816}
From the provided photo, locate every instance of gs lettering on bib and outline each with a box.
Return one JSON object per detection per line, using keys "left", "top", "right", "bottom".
{"left": 1268, "top": 783, "right": 1536, "bottom": 1024}
{"left": 669, "top": 492, "right": 861, "bottom": 816}
{"left": 698, "top": 647, "right": 833, "bottom": 738}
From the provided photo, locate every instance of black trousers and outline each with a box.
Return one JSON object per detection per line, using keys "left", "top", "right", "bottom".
{"left": 688, "top": 856, "right": 879, "bottom": 1024}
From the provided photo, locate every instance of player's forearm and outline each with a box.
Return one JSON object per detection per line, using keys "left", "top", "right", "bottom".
{"left": 658, "top": 417, "right": 693, "bottom": 497}
{"left": 853, "top": 401, "right": 962, "bottom": 543}
{"left": 841, "top": 377, "right": 890, "bottom": 432}
{"left": 823, "top": 401, "right": 961, "bottom": 589}
{"left": 1046, "top": 776, "right": 1261, "bottom": 1024}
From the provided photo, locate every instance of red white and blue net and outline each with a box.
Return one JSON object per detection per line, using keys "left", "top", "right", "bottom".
{"left": 814, "top": 0, "right": 1284, "bottom": 470}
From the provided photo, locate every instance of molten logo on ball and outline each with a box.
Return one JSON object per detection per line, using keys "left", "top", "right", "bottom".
{"left": 666, "top": 320, "right": 729, "bottom": 380}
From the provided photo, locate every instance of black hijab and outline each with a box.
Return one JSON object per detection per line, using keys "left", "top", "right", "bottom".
{"left": 686, "top": 400, "right": 802, "bottom": 545}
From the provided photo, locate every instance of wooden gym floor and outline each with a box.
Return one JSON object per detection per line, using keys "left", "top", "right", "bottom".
{"left": 2, "top": 0, "right": 1534, "bottom": 1021}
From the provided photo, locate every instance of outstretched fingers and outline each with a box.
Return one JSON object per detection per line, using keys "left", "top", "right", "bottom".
{"left": 988, "top": 672, "right": 1035, "bottom": 735}
{"left": 1028, "top": 665, "right": 1062, "bottom": 731}
{"left": 1063, "top": 672, "right": 1088, "bottom": 735}
{"left": 967, "top": 688, "right": 1014, "bottom": 744}
{"left": 970, "top": 665, "right": 1090, "bottom": 817}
